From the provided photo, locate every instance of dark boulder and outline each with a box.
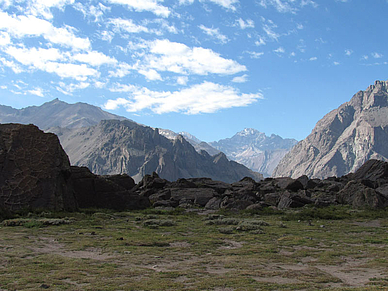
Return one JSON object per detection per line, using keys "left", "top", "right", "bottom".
{"left": 71, "top": 166, "right": 150, "bottom": 210}
{"left": 337, "top": 180, "right": 388, "bottom": 209}
{"left": 103, "top": 174, "right": 136, "bottom": 191}
{"left": 170, "top": 188, "right": 216, "bottom": 207}
{"left": 277, "top": 191, "right": 313, "bottom": 209}
{"left": 0, "top": 124, "right": 77, "bottom": 212}
{"left": 350, "top": 159, "right": 388, "bottom": 183}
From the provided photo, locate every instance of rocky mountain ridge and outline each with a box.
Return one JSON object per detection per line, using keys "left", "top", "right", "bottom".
{"left": 274, "top": 80, "right": 388, "bottom": 179}
{"left": 51, "top": 119, "right": 263, "bottom": 183}
{"left": 210, "top": 128, "right": 297, "bottom": 177}
{"left": 0, "top": 98, "right": 127, "bottom": 129}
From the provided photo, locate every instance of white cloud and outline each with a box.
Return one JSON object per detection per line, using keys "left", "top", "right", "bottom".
{"left": 309, "top": 56, "right": 317, "bottom": 61}
{"left": 255, "top": 37, "right": 266, "bottom": 46}
{"left": 99, "top": 30, "right": 115, "bottom": 42}
{"left": 57, "top": 81, "right": 90, "bottom": 95}
{"left": 138, "top": 69, "right": 163, "bottom": 81}
{"left": 109, "top": 18, "right": 149, "bottom": 33}
{"left": 246, "top": 51, "right": 264, "bottom": 58}
{"left": 106, "top": 0, "right": 171, "bottom": 17}
{"left": 6, "top": 46, "right": 64, "bottom": 65}
{"left": 28, "top": 87, "right": 44, "bottom": 97}
{"left": 198, "top": 24, "right": 229, "bottom": 44}
{"left": 262, "top": 23, "right": 280, "bottom": 41}
{"left": 143, "top": 39, "right": 246, "bottom": 76}
{"left": 333, "top": 61, "right": 340, "bottom": 65}
{"left": 259, "top": 0, "right": 297, "bottom": 13}
{"left": 176, "top": 76, "right": 188, "bottom": 85}
{"left": 72, "top": 51, "right": 118, "bottom": 66}
{"left": 232, "top": 74, "right": 248, "bottom": 83}
{"left": 74, "top": 2, "right": 110, "bottom": 22}
{"left": 0, "top": 31, "right": 11, "bottom": 46}
{"left": 25, "top": 0, "right": 75, "bottom": 20}
{"left": 179, "top": 0, "right": 195, "bottom": 4}
{"left": 345, "top": 49, "right": 353, "bottom": 56}
{"left": 273, "top": 47, "right": 285, "bottom": 54}
{"left": 109, "top": 83, "right": 138, "bottom": 93}
{"left": 236, "top": 18, "right": 254, "bottom": 29}
{"left": 301, "top": 0, "right": 318, "bottom": 8}
{"left": 0, "top": 12, "right": 91, "bottom": 50}
{"left": 0, "top": 57, "right": 24, "bottom": 73}
{"left": 361, "top": 55, "right": 369, "bottom": 60}
{"left": 5, "top": 46, "right": 98, "bottom": 80}
{"left": 103, "top": 81, "right": 263, "bottom": 114}
{"left": 372, "top": 52, "right": 383, "bottom": 58}
{"left": 206, "top": 0, "right": 239, "bottom": 11}
{"left": 108, "top": 62, "right": 134, "bottom": 78}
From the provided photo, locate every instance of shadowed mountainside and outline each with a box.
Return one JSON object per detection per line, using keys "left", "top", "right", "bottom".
{"left": 51, "top": 119, "right": 263, "bottom": 183}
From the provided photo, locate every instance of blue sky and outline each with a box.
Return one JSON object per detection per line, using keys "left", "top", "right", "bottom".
{"left": 0, "top": 0, "right": 387, "bottom": 142}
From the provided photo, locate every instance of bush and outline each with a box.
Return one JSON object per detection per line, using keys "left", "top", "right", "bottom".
{"left": 205, "top": 218, "right": 240, "bottom": 226}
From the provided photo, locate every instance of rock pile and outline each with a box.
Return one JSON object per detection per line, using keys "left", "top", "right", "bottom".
{"left": 133, "top": 159, "right": 388, "bottom": 210}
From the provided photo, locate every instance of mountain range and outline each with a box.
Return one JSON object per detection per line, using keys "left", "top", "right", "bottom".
{"left": 209, "top": 128, "right": 297, "bottom": 177}
{"left": 0, "top": 99, "right": 263, "bottom": 183}
{"left": 274, "top": 80, "right": 388, "bottom": 179}
{"left": 158, "top": 128, "right": 297, "bottom": 177}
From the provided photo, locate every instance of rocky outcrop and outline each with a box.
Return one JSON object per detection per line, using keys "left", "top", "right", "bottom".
{"left": 70, "top": 166, "right": 150, "bottom": 210}
{"left": 274, "top": 80, "right": 388, "bottom": 179}
{"left": 0, "top": 124, "right": 77, "bottom": 212}
{"left": 0, "top": 123, "right": 150, "bottom": 214}
{"left": 135, "top": 159, "right": 388, "bottom": 210}
{"left": 53, "top": 120, "right": 263, "bottom": 183}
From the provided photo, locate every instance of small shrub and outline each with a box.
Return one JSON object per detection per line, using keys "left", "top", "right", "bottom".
{"left": 236, "top": 222, "right": 263, "bottom": 232}
{"left": 218, "top": 227, "right": 235, "bottom": 234}
{"left": 143, "top": 219, "right": 176, "bottom": 228}
{"left": 205, "top": 218, "right": 240, "bottom": 226}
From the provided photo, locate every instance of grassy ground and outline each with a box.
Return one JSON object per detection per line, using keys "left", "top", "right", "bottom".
{"left": 0, "top": 206, "right": 387, "bottom": 290}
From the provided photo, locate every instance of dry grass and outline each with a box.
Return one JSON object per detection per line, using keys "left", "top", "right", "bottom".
{"left": 0, "top": 206, "right": 387, "bottom": 290}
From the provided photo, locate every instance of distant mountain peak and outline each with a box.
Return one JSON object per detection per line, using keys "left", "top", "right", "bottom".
{"left": 236, "top": 128, "right": 263, "bottom": 137}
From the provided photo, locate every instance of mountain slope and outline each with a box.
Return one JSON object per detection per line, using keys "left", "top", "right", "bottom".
{"left": 159, "top": 129, "right": 220, "bottom": 156}
{"left": 273, "top": 80, "right": 388, "bottom": 179}
{"left": 0, "top": 98, "right": 127, "bottom": 129}
{"left": 210, "top": 128, "right": 297, "bottom": 177}
{"left": 52, "top": 119, "right": 263, "bottom": 183}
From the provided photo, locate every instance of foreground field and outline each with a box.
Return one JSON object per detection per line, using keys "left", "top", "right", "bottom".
{"left": 0, "top": 206, "right": 388, "bottom": 290}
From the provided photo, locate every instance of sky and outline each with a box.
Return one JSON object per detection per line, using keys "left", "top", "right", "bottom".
{"left": 0, "top": 0, "right": 387, "bottom": 142}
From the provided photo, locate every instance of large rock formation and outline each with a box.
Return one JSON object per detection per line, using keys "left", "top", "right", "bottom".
{"left": 273, "top": 80, "right": 388, "bottom": 179}
{"left": 53, "top": 119, "right": 263, "bottom": 183}
{"left": 210, "top": 128, "right": 297, "bottom": 177}
{"left": 0, "top": 123, "right": 150, "bottom": 213}
{"left": 0, "top": 123, "right": 77, "bottom": 212}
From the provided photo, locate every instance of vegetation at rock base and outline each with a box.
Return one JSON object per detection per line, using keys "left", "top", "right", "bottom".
{"left": 0, "top": 206, "right": 388, "bottom": 290}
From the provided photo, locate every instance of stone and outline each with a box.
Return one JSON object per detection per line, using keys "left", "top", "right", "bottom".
{"left": 337, "top": 180, "right": 388, "bottom": 209}
{"left": 70, "top": 166, "right": 150, "bottom": 210}
{"left": 0, "top": 124, "right": 77, "bottom": 212}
